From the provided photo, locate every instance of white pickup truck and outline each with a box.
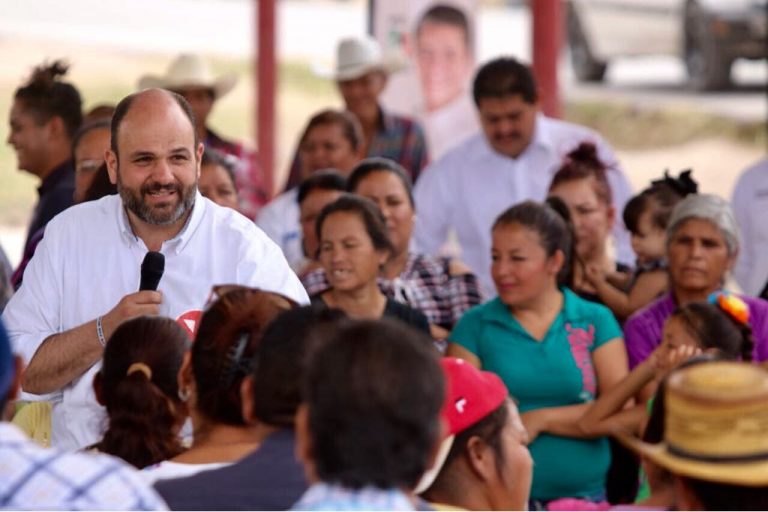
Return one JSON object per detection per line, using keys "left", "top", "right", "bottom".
{"left": 566, "top": 0, "right": 767, "bottom": 90}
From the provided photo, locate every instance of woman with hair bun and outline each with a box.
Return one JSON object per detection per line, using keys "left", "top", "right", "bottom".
{"left": 92, "top": 316, "right": 190, "bottom": 469}
{"left": 548, "top": 142, "right": 629, "bottom": 303}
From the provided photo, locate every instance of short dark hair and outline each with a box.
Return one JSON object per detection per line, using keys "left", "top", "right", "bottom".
{"left": 250, "top": 305, "right": 348, "bottom": 428}
{"left": 472, "top": 57, "right": 537, "bottom": 106}
{"left": 416, "top": 4, "right": 471, "bottom": 50}
{"left": 201, "top": 147, "right": 237, "bottom": 189}
{"left": 297, "top": 170, "right": 347, "bottom": 206}
{"left": 192, "top": 287, "right": 295, "bottom": 426}
{"left": 624, "top": 177, "right": 694, "bottom": 234}
{"left": 315, "top": 194, "right": 395, "bottom": 256}
{"left": 72, "top": 119, "right": 111, "bottom": 156}
{"left": 95, "top": 316, "right": 190, "bottom": 468}
{"left": 622, "top": 193, "right": 649, "bottom": 234}
{"left": 303, "top": 319, "right": 444, "bottom": 489}
{"left": 14, "top": 60, "right": 82, "bottom": 139}
{"left": 110, "top": 89, "right": 198, "bottom": 158}
{"left": 493, "top": 200, "right": 574, "bottom": 287}
{"left": 300, "top": 109, "right": 364, "bottom": 152}
{"left": 347, "top": 157, "right": 415, "bottom": 208}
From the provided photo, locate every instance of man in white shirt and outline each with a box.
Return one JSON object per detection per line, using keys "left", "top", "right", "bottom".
{"left": 732, "top": 157, "right": 768, "bottom": 297}
{"left": 414, "top": 57, "right": 633, "bottom": 295}
{"left": 1, "top": 89, "right": 308, "bottom": 450}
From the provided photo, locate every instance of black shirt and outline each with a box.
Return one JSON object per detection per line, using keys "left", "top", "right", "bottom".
{"left": 310, "top": 294, "right": 431, "bottom": 335}
{"left": 26, "top": 159, "right": 75, "bottom": 249}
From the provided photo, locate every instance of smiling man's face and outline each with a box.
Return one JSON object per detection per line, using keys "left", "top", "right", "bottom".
{"left": 477, "top": 94, "right": 538, "bottom": 159}
{"left": 107, "top": 90, "right": 202, "bottom": 227}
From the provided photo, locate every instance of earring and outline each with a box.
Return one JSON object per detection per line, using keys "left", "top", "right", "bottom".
{"left": 178, "top": 388, "right": 190, "bottom": 402}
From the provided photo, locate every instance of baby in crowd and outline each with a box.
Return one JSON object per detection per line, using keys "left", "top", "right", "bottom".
{"left": 585, "top": 170, "right": 698, "bottom": 320}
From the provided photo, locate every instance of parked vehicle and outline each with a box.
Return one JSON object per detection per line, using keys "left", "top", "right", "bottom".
{"left": 567, "top": 0, "right": 768, "bottom": 90}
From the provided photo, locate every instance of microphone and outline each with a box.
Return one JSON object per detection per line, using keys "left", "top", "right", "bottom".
{"left": 139, "top": 251, "right": 165, "bottom": 291}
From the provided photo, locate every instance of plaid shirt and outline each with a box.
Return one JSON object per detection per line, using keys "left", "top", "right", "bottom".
{"left": 302, "top": 253, "right": 482, "bottom": 330}
{"left": 0, "top": 423, "right": 166, "bottom": 510}
{"left": 206, "top": 129, "right": 269, "bottom": 220}
{"left": 283, "top": 107, "right": 429, "bottom": 191}
{"left": 291, "top": 483, "right": 417, "bottom": 511}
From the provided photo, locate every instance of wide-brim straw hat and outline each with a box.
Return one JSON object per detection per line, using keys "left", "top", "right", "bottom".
{"left": 138, "top": 54, "right": 237, "bottom": 99}
{"left": 618, "top": 361, "right": 768, "bottom": 487}
{"left": 317, "top": 36, "right": 407, "bottom": 81}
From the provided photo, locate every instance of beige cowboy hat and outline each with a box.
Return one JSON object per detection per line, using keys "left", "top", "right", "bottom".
{"left": 137, "top": 54, "right": 237, "bottom": 99}
{"left": 315, "top": 35, "right": 407, "bottom": 81}
{"left": 618, "top": 361, "right": 768, "bottom": 487}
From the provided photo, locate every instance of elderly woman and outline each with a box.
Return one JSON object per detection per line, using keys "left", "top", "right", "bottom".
{"left": 624, "top": 193, "right": 768, "bottom": 373}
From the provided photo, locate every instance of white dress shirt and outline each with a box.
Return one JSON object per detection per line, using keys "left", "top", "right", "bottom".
{"left": 255, "top": 188, "right": 304, "bottom": 271}
{"left": 2, "top": 193, "right": 308, "bottom": 450}
{"left": 732, "top": 158, "right": 768, "bottom": 296}
{"left": 414, "top": 113, "right": 634, "bottom": 296}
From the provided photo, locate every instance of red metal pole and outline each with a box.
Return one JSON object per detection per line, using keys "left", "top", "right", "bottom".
{"left": 257, "top": 0, "right": 276, "bottom": 198}
{"left": 531, "top": 0, "right": 562, "bottom": 118}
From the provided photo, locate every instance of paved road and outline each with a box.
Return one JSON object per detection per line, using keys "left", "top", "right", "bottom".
{"left": 0, "top": 0, "right": 764, "bottom": 122}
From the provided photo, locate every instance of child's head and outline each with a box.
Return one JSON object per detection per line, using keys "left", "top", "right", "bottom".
{"left": 663, "top": 293, "right": 753, "bottom": 362}
{"left": 200, "top": 148, "right": 239, "bottom": 210}
{"left": 623, "top": 170, "right": 698, "bottom": 264}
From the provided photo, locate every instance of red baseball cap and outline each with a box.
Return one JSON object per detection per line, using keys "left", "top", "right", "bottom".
{"left": 415, "top": 357, "right": 509, "bottom": 493}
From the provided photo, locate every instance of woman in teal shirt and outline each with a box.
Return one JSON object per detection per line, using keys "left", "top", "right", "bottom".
{"left": 447, "top": 200, "right": 628, "bottom": 504}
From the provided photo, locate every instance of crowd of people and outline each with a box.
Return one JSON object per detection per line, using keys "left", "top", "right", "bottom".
{"left": 1, "top": 27, "right": 768, "bottom": 511}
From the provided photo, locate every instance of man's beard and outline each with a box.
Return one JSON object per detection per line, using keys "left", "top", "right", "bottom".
{"left": 118, "top": 174, "right": 197, "bottom": 226}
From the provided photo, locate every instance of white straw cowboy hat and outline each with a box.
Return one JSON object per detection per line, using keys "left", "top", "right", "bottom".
{"left": 619, "top": 361, "right": 768, "bottom": 487}
{"left": 137, "top": 54, "right": 238, "bottom": 99}
{"left": 322, "top": 36, "right": 406, "bottom": 81}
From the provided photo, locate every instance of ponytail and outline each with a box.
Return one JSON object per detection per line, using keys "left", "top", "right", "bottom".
{"left": 96, "top": 371, "right": 184, "bottom": 468}
{"left": 94, "top": 316, "right": 190, "bottom": 468}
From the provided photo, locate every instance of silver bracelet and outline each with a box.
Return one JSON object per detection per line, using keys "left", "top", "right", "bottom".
{"left": 96, "top": 316, "right": 106, "bottom": 347}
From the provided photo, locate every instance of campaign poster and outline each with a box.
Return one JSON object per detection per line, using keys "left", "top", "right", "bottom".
{"left": 370, "top": 0, "right": 480, "bottom": 160}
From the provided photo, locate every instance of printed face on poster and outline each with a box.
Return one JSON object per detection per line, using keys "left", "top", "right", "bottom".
{"left": 371, "top": 0, "right": 480, "bottom": 159}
